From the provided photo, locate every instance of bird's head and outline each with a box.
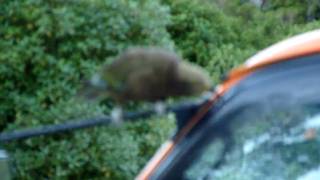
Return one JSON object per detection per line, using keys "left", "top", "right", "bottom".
{"left": 77, "top": 73, "right": 109, "bottom": 101}
{"left": 176, "top": 62, "right": 212, "bottom": 96}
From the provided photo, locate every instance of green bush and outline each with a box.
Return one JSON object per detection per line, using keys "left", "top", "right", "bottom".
{"left": 5, "top": 100, "right": 175, "bottom": 179}
{"left": 165, "top": 0, "right": 320, "bottom": 83}
{"left": 0, "top": 0, "right": 175, "bottom": 179}
{"left": 265, "top": 0, "right": 320, "bottom": 23}
{"left": 164, "top": 0, "right": 239, "bottom": 66}
{"left": 0, "top": 0, "right": 174, "bottom": 128}
{"left": 164, "top": 0, "right": 294, "bottom": 82}
{"left": 1, "top": 0, "right": 320, "bottom": 179}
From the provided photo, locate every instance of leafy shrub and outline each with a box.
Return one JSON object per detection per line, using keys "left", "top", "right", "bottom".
{"left": 288, "top": 20, "right": 320, "bottom": 35}
{"left": 5, "top": 99, "right": 175, "bottom": 179}
{"left": 163, "top": 0, "right": 294, "bottom": 82}
{"left": 0, "top": 0, "right": 174, "bottom": 128}
{"left": 0, "top": 0, "right": 175, "bottom": 179}
{"left": 165, "top": 0, "right": 320, "bottom": 83}
{"left": 265, "top": 0, "right": 320, "bottom": 23}
{"left": 1, "top": 0, "right": 320, "bottom": 179}
{"left": 164, "top": 0, "right": 239, "bottom": 66}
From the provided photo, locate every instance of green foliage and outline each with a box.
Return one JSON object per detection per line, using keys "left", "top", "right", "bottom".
{"left": 287, "top": 20, "right": 320, "bottom": 36}
{"left": 5, "top": 100, "right": 175, "bottom": 179}
{"left": 165, "top": 0, "right": 320, "bottom": 83}
{"left": 266, "top": 0, "right": 320, "bottom": 23}
{"left": 1, "top": 0, "right": 320, "bottom": 179}
{"left": 164, "top": 0, "right": 240, "bottom": 73}
{"left": 164, "top": 0, "right": 294, "bottom": 82}
{"left": 0, "top": 0, "right": 174, "bottom": 128}
{"left": 0, "top": 0, "right": 175, "bottom": 179}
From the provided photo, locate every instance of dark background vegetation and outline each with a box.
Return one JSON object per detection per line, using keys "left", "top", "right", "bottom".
{"left": 0, "top": 0, "right": 319, "bottom": 179}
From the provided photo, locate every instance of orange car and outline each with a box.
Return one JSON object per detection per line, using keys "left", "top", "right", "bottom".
{"left": 137, "top": 30, "right": 320, "bottom": 179}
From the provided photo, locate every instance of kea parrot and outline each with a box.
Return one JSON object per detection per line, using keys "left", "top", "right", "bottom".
{"left": 78, "top": 47, "right": 212, "bottom": 123}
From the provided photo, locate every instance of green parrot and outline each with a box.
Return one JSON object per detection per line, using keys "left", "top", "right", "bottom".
{"left": 78, "top": 47, "right": 212, "bottom": 104}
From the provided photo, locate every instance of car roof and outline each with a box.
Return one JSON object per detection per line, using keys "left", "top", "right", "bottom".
{"left": 245, "top": 29, "right": 320, "bottom": 67}
{"left": 221, "top": 29, "right": 320, "bottom": 93}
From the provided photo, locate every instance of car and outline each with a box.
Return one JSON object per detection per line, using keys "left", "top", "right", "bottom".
{"left": 137, "top": 29, "right": 320, "bottom": 180}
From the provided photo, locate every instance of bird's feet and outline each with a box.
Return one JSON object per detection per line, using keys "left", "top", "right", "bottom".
{"left": 153, "top": 101, "right": 167, "bottom": 115}
{"left": 111, "top": 106, "right": 123, "bottom": 126}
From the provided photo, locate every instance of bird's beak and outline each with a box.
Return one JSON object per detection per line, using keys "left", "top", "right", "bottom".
{"left": 76, "top": 74, "right": 108, "bottom": 101}
{"left": 90, "top": 74, "right": 108, "bottom": 90}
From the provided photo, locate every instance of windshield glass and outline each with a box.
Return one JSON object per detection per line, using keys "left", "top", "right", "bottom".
{"left": 184, "top": 103, "right": 320, "bottom": 180}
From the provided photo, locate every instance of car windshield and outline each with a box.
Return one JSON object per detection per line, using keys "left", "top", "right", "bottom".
{"left": 184, "top": 103, "right": 320, "bottom": 180}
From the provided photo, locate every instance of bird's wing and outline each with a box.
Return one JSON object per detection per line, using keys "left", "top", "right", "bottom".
{"left": 126, "top": 68, "right": 165, "bottom": 101}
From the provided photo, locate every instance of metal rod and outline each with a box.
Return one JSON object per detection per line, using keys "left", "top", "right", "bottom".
{"left": 0, "top": 99, "right": 204, "bottom": 143}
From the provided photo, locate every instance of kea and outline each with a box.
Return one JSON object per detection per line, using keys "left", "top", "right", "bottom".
{"left": 78, "top": 47, "right": 212, "bottom": 123}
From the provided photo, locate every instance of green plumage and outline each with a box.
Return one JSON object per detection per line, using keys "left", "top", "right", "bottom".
{"left": 79, "top": 47, "right": 212, "bottom": 103}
